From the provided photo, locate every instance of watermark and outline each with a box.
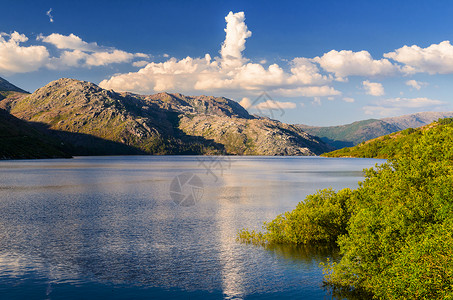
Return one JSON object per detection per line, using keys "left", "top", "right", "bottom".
{"left": 250, "top": 92, "right": 285, "bottom": 119}
{"left": 169, "top": 157, "right": 234, "bottom": 206}
{"left": 169, "top": 172, "right": 204, "bottom": 207}
{"left": 197, "top": 156, "right": 233, "bottom": 182}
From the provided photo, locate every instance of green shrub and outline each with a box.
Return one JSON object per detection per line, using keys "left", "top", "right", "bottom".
{"left": 241, "top": 121, "right": 453, "bottom": 299}
{"left": 238, "top": 188, "right": 353, "bottom": 245}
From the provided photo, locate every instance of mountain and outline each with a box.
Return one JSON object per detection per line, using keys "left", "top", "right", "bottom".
{"left": 0, "top": 108, "right": 71, "bottom": 159}
{"left": 322, "top": 117, "right": 453, "bottom": 159}
{"left": 0, "top": 78, "right": 333, "bottom": 156}
{"left": 297, "top": 111, "right": 453, "bottom": 149}
{"left": 0, "top": 77, "right": 71, "bottom": 159}
{"left": 0, "top": 77, "right": 28, "bottom": 93}
{"left": 381, "top": 111, "right": 453, "bottom": 129}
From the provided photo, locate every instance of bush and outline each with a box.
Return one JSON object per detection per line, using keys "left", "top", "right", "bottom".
{"left": 238, "top": 188, "right": 353, "bottom": 245}
{"left": 241, "top": 121, "right": 453, "bottom": 299}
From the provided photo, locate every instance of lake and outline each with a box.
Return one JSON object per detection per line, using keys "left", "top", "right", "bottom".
{"left": 0, "top": 156, "right": 385, "bottom": 299}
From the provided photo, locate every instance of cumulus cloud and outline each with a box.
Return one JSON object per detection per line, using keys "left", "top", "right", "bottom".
{"left": 220, "top": 11, "right": 251, "bottom": 68}
{"left": 0, "top": 31, "right": 148, "bottom": 74}
{"left": 364, "top": 97, "right": 445, "bottom": 116}
{"left": 385, "top": 41, "right": 453, "bottom": 74}
{"left": 99, "top": 11, "right": 341, "bottom": 98}
{"left": 313, "top": 50, "right": 399, "bottom": 80}
{"left": 405, "top": 79, "right": 427, "bottom": 90}
{"left": 37, "top": 33, "right": 146, "bottom": 68}
{"left": 0, "top": 32, "right": 49, "bottom": 73}
{"left": 362, "top": 80, "right": 385, "bottom": 96}
{"left": 38, "top": 33, "right": 100, "bottom": 51}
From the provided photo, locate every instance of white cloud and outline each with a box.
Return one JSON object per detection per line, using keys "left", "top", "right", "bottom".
{"left": 133, "top": 60, "right": 149, "bottom": 67}
{"left": 0, "top": 32, "right": 49, "bottom": 73}
{"left": 38, "top": 33, "right": 145, "bottom": 68}
{"left": 99, "top": 11, "right": 341, "bottom": 98}
{"left": 39, "top": 33, "right": 100, "bottom": 51}
{"left": 46, "top": 8, "right": 54, "bottom": 23}
{"left": 363, "top": 97, "right": 445, "bottom": 116}
{"left": 220, "top": 11, "right": 251, "bottom": 68}
{"left": 343, "top": 97, "right": 355, "bottom": 103}
{"left": 405, "top": 79, "right": 427, "bottom": 90}
{"left": 239, "top": 96, "right": 296, "bottom": 115}
{"left": 135, "top": 53, "right": 149, "bottom": 59}
{"left": 85, "top": 50, "right": 135, "bottom": 66}
{"left": 362, "top": 80, "right": 385, "bottom": 96}
{"left": 313, "top": 50, "right": 398, "bottom": 80}
{"left": 289, "top": 57, "right": 332, "bottom": 85}
{"left": 273, "top": 86, "right": 341, "bottom": 97}
{"left": 239, "top": 97, "right": 252, "bottom": 109}
{"left": 385, "top": 41, "right": 453, "bottom": 74}
{"left": 254, "top": 100, "right": 297, "bottom": 109}
{"left": 312, "top": 97, "right": 322, "bottom": 106}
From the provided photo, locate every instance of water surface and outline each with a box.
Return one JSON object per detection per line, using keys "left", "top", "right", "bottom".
{"left": 0, "top": 156, "right": 384, "bottom": 299}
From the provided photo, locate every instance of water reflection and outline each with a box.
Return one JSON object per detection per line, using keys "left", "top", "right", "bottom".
{"left": 264, "top": 243, "right": 341, "bottom": 264}
{"left": 0, "top": 156, "right": 384, "bottom": 299}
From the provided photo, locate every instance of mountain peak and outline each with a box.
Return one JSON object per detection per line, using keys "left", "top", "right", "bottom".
{"left": 0, "top": 77, "right": 28, "bottom": 93}
{"left": 0, "top": 77, "right": 332, "bottom": 156}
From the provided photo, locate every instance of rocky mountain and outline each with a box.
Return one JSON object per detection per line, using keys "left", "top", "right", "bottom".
{"left": 0, "top": 108, "right": 70, "bottom": 159}
{"left": 298, "top": 111, "right": 453, "bottom": 149}
{"left": 0, "top": 77, "right": 70, "bottom": 159}
{"left": 0, "top": 77, "right": 28, "bottom": 93}
{"left": 0, "top": 78, "right": 332, "bottom": 156}
{"left": 381, "top": 111, "right": 453, "bottom": 129}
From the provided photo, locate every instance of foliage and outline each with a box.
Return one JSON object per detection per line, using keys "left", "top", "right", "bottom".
{"left": 240, "top": 120, "right": 453, "bottom": 299}
{"left": 322, "top": 124, "right": 426, "bottom": 159}
{"left": 238, "top": 188, "right": 353, "bottom": 245}
{"left": 438, "top": 117, "right": 453, "bottom": 125}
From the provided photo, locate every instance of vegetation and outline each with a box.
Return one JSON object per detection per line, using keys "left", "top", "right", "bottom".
{"left": 299, "top": 112, "right": 453, "bottom": 150}
{"left": 321, "top": 122, "right": 435, "bottom": 159}
{"left": 0, "top": 109, "right": 70, "bottom": 159}
{"left": 238, "top": 188, "right": 353, "bottom": 245}
{"left": 239, "top": 119, "right": 453, "bottom": 299}
{"left": 0, "top": 78, "right": 332, "bottom": 157}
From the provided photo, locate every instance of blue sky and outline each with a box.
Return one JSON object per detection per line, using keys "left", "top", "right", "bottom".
{"left": 1, "top": 0, "right": 453, "bottom": 125}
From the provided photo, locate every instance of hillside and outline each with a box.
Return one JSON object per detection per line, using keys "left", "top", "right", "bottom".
{"left": 322, "top": 118, "right": 453, "bottom": 158}
{"left": 0, "top": 77, "right": 28, "bottom": 94}
{"left": 240, "top": 118, "right": 453, "bottom": 300}
{"left": 0, "top": 78, "right": 333, "bottom": 156}
{"left": 298, "top": 111, "right": 453, "bottom": 149}
{"left": 0, "top": 77, "right": 71, "bottom": 159}
{"left": 0, "top": 108, "right": 71, "bottom": 159}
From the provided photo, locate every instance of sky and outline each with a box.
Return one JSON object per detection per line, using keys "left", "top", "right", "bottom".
{"left": 1, "top": 0, "right": 453, "bottom": 126}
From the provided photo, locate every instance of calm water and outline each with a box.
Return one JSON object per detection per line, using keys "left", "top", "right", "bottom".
{"left": 0, "top": 156, "right": 384, "bottom": 299}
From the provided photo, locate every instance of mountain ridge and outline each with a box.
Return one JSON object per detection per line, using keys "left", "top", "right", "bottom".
{"left": 0, "top": 77, "right": 333, "bottom": 156}
{"left": 297, "top": 111, "right": 453, "bottom": 149}
{"left": 321, "top": 117, "right": 453, "bottom": 158}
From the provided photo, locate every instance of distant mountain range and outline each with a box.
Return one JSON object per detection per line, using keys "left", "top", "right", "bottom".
{"left": 0, "top": 77, "right": 332, "bottom": 158}
{"left": 322, "top": 117, "right": 453, "bottom": 159}
{"left": 297, "top": 111, "right": 453, "bottom": 149}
